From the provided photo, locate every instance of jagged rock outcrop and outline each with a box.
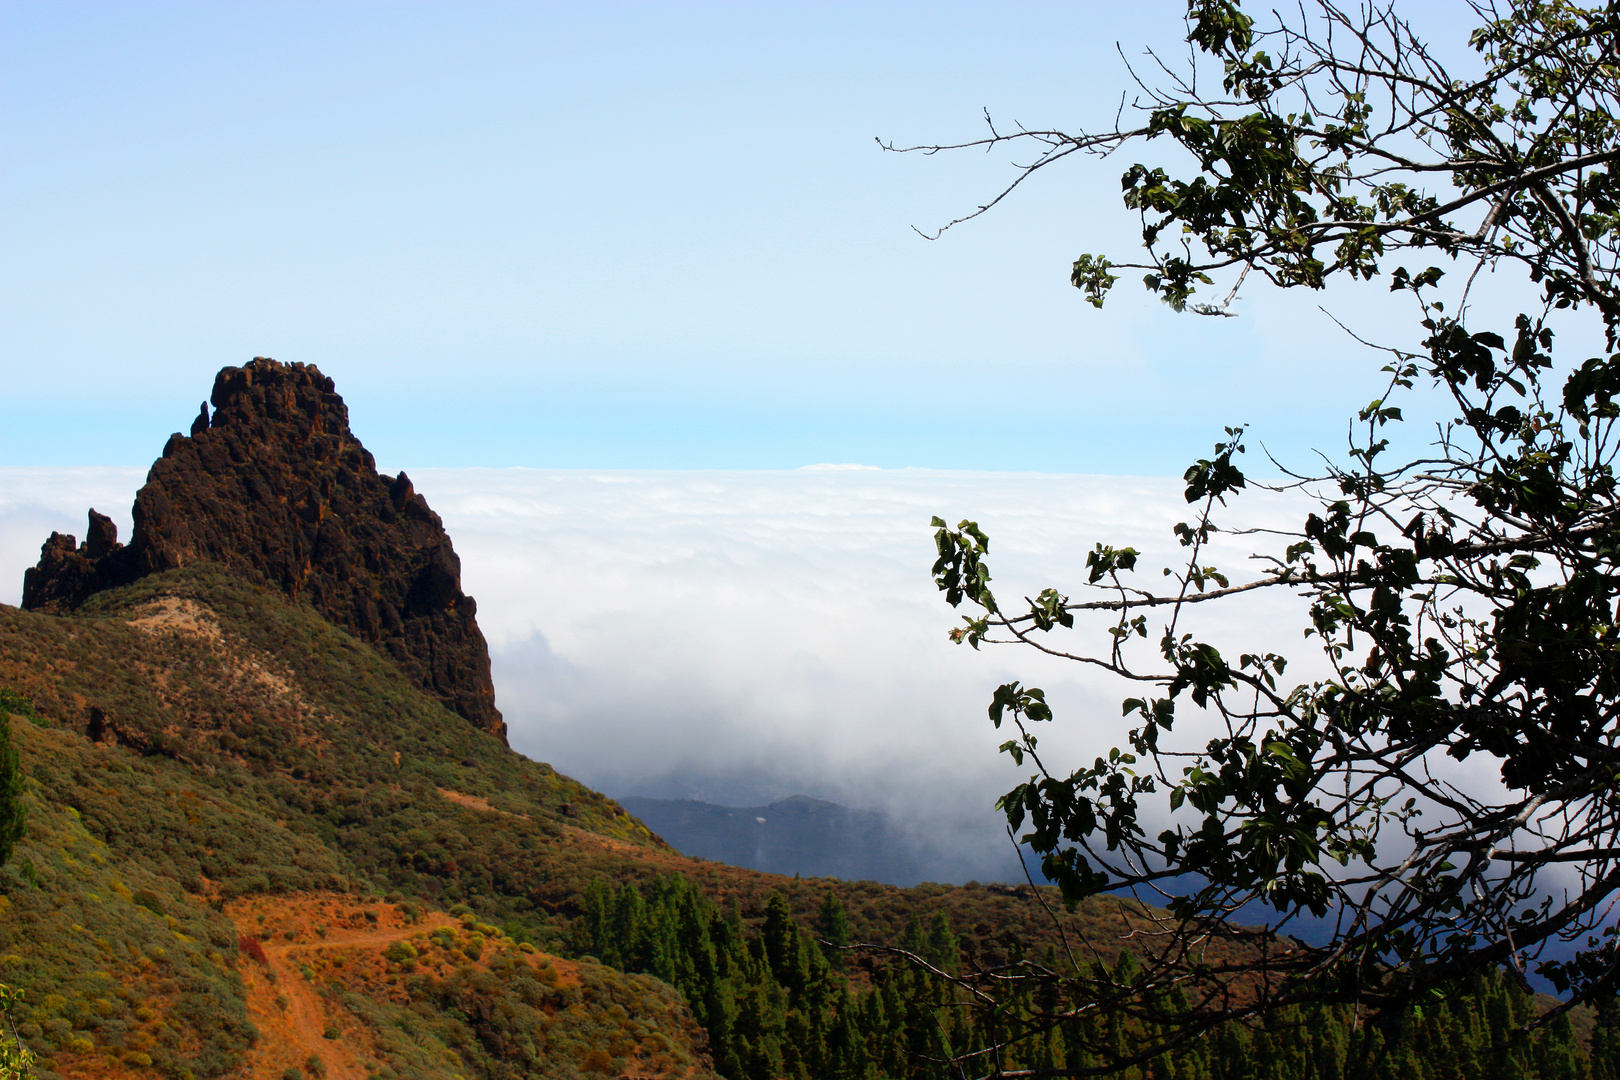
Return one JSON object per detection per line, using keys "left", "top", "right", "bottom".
{"left": 22, "top": 357, "right": 506, "bottom": 741}
{"left": 22, "top": 509, "right": 137, "bottom": 611}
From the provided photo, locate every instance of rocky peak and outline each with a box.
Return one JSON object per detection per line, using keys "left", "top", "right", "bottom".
{"left": 22, "top": 356, "right": 505, "bottom": 741}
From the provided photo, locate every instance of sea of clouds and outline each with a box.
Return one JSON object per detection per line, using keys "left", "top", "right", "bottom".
{"left": 1, "top": 464, "right": 1326, "bottom": 882}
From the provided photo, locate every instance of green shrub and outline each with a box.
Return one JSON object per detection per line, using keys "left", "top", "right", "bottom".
{"left": 0, "top": 689, "right": 40, "bottom": 724}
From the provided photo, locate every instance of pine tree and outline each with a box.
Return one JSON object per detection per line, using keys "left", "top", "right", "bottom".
{"left": 825, "top": 988, "right": 874, "bottom": 1080}
{"left": 816, "top": 892, "right": 852, "bottom": 967}
{"left": 1532, "top": 1009, "right": 1581, "bottom": 1080}
{"left": 1592, "top": 993, "right": 1620, "bottom": 1080}
{"left": 762, "top": 891, "right": 805, "bottom": 996}
{"left": 925, "top": 912, "right": 959, "bottom": 975}
{"left": 899, "top": 913, "right": 928, "bottom": 958}
{"left": 578, "top": 878, "right": 614, "bottom": 962}
{"left": 0, "top": 704, "right": 26, "bottom": 870}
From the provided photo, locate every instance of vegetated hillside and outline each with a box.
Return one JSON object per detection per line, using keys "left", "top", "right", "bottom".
{"left": 3, "top": 567, "right": 1608, "bottom": 1080}
{"left": 0, "top": 567, "right": 713, "bottom": 1080}
{"left": 0, "top": 565, "right": 1222, "bottom": 1078}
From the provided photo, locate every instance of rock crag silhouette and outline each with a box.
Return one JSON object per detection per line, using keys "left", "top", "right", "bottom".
{"left": 21, "top": 356, "right": 505, "bottom": 740}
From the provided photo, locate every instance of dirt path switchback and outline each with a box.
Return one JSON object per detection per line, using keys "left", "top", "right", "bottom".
{"left": 228, "top": 894, "right": 458, "bottom": 1080}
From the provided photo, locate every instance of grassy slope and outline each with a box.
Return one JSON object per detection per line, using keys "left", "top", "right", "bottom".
{"left": 0, "top": 566, "right": 710, "bottom": 1079}
{"left": 0, "top": 564, "right": 1286, "bottom": 1078}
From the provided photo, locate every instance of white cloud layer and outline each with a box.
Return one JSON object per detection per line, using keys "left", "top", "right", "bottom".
{"left": 0, "top": 465, "right": 1321, "bottom": 882}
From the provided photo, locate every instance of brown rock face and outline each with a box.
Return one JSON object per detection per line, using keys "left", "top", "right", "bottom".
{"left": 21, "top": 357, "right": 506, "bottom": 742}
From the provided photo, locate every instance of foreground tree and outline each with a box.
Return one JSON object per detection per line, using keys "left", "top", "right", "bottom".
{"left": 901, "top": 0, "right": 1620, "bottom": 1074}
{"left": 0, "top": 690, "right": 27, "bottom": 869}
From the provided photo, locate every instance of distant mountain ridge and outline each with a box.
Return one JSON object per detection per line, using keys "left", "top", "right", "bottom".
{"left": 621, "top": 793, "right": 932, "bottom": 884}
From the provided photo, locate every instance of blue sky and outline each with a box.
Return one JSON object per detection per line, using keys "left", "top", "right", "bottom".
{"left": 0, "top": 0, "right": 1464, "bottom": 473}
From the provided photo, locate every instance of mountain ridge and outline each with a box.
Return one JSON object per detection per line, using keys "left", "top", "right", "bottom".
{"left": 20, "top": 356, "right": 504, "bottom": 740}
{"left": 618, "top": 794, "right": 930, "bottom": 886}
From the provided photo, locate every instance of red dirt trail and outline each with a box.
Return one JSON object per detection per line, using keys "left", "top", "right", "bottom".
{"left": 229, "top": 895, "right": 458, "bottom": 1080}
